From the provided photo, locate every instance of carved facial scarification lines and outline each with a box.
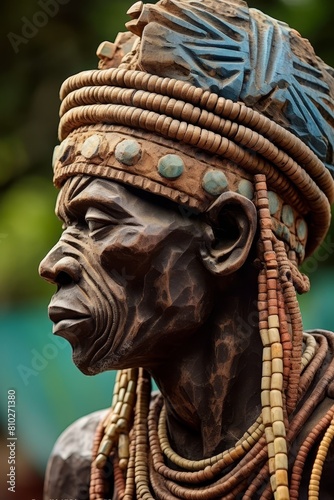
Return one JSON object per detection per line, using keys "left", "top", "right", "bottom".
{"left": 51, "top": 176, "right": 128, "bottom": 373}
{"left": 53, "top": 228, "right": 121, "bottom": 373}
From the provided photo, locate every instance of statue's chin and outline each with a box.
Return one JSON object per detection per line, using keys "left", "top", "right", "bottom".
{"left": 71, "top": 315, "right": 125, "bottom": 376}
{"left": 72, "top": 347, "right": 118, "bottom": 376}
{"left": 71, "top": 341, "right": 108, "bottom": 376}
{"left": 72, "top": 329, "right": 138, "bottom": 376}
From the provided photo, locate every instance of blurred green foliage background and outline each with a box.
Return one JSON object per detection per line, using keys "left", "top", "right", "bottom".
{"left": 1, "top": 0, "right": 334, "bottom": 498}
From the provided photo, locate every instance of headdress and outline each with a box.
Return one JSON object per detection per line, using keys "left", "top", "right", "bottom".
{"left": 53, "top": 0, "right": 334, "bottom": 259}
{"left": 51, "top": 1, "right": 334, "bottom": 499}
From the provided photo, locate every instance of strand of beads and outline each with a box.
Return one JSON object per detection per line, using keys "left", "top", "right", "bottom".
{"left": 147, "top": 393, "right": 269, "bottom": 498}
{"left": 287, "top": 331, "right": 334, "bottom": 444}
{"left": 95, "top": 368, "right": 138, "bottom": 471}
{"left": 243, "top": 333, "right": 320, "bottom": 499}
{"left": 290, "top": 363, "right": 334, "bottom": 497}
{"left": 255, "top": 174, "right": 289, "bottom": 500}
{"left": 288, "top": 406, "right": 334, "bottom": 500}
{"left": 298, "top": 334, "right": 328, "bottom": 397}
{"left": 113, "top": 455, "right": 126, "bottom": 498}
{"left": 276, "top": 283, "right": 292, "bottom": 414}
{"left": 156, "top": 401, "right": 264, "bottom": 475}
{"left": 90, "top": 333, "right": 334, "bottom": 499}
{"left": 308, "top": 410, "right": 334, "bottom": 500}
{"left": 274, "top": 240, "right": 306, "bottom": 414}
{"left": 284, "top": 331, "right": 334, "bottom": 497}
{"left": 89, "top": 417, "right": 109, "bottom": 500}
{"left": 122, "top": 426, "right": 136, "bottom": 499}
{"left": 132, "top": 368, "right": 152, "bottom": 500}
{"left": 301, "top": 333, "right": 317, "bottom": 371}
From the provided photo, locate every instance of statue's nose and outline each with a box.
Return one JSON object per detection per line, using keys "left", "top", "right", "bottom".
{"left": 39, "top": 245, "right": 81, "bottom": 286}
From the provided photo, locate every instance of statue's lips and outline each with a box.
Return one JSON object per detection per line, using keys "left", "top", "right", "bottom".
{"left": 48, "top": 306, "right": 91, "bottom": 335}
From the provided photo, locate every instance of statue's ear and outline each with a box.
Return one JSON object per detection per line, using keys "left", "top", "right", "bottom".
{"left": 200, "top": 191, "right": 257, "bottom": 276}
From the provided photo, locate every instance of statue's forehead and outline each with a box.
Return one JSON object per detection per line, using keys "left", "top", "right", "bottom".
{"left": 55, "top": 176, "right": 135, "bottom": 220}
{"left": 55, "top": 175, "right": 181, "bottom": 225}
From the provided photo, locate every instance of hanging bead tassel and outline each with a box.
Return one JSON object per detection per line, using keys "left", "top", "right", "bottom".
{"left": 95, "top": 368, "right": 138, "bottom": 471}
{"left": 274, "top": 240, "right": 309, "bottom": 414}
{"left": 89, "top": 417, "right": 109, "bottom": 500}
{"left": 255, "top": 174, "right": 290, "bottom": 500}
{"left": 90, "top": 368, "right": 138, "bottom": 500}
{"left": 132, "top": 368, "right": 152, "bottom": 500}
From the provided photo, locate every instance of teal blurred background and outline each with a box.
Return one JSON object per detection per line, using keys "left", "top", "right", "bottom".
{"left": 1, "top": 1, "right": 334, "bottom": 499}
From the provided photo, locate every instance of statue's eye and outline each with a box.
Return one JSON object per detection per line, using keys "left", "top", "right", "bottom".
{"left": 87, "top": 219, "right": 106, "bottom": 232}
{"left": 85, "top": 208, "right": 116, "bottom": 237}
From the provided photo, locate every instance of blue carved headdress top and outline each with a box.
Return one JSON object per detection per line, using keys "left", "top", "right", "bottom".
{"left": 131, "top": 0, "right": 334, "bottom": 174}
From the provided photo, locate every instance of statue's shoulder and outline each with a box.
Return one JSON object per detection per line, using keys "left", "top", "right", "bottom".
{"left": 43, "top": 392, "right": 161, "bottom": 500}
{"left": 43, "top": 409, "right": 109, "bottom": 500}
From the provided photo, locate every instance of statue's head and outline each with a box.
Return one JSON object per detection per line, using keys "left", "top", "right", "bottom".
{"left": 39, "top": 0, "right": 334, "bottom": 377}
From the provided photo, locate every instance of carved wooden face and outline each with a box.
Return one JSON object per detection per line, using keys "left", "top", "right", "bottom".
{"left": 39, "top": 175, "right": 215, "bottom": 374}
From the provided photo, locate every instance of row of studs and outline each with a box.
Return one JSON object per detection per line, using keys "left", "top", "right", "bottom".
{"left": 54, "top": 133, "right": 243, "bottom": 197}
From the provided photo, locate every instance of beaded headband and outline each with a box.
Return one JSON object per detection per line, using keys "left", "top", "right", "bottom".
{"left": 53, "top": 0, "right": 334, "bottom": 260}
{"left": 54, "top": 122, "right": 308, "bottom": 262}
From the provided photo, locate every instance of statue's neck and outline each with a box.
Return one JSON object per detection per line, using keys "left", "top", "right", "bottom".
{"left": 149, "top": 282, "right": 262, "bottom": 460}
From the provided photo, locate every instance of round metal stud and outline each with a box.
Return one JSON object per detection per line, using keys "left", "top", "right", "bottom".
{"left": 81, "top": 134, "right": 102, "bottom": 159}
{"left": 202, "top": 170, "right": 228, "bottom": 196}
{"left": 237, "top": 179, "right": 254, "bottom": 200}
{"left": 158, "top": 154, "right": 185, "bottom": 179}
{"left": 268, "top": 191, "right": 280, "bottom": 215}
{"left": 58, "top": 138, "right": 72, "bottom": 163}
{"left": 115, "top": 139, "right": 142, "bottom": 166}
{"left": 282, "top": 205, "right": 294, "bottom": 227}
{"left": 296, "top": 219, "right": 307, "bottom": 240}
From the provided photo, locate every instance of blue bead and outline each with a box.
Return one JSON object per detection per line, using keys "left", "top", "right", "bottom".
{"left": 115, "top": 139, "right": 141, "bottom": 166}
{"left": 58, "top": 138, "right": 72, "bottom": 163}
{"left": 282, "top": 205, "right": 294, "bottom": 227}
{"left": 237, "top": 179, "right": 254, "bottom": 200}
{"left": 296, "top": 219, "right": 307, "bottom": 240}
{"left": 81, "top": 134, "right": 101, "bottom": 159}
{"left": 202, "top": 170, "right": 228, "bottom": 195}
{"left": 158, "top": 154, "right": 185, "bottom": 179}
{"left": 268, "top": 191, "right": 280, "bottom": 215}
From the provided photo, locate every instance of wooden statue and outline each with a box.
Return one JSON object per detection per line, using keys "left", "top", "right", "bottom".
{"left": 39, "top": 1, "right": 334, "bottom": 498}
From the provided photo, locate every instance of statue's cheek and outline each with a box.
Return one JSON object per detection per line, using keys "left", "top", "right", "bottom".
{"left": 98, "top": 226, "right": 167, "bottom": 270}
